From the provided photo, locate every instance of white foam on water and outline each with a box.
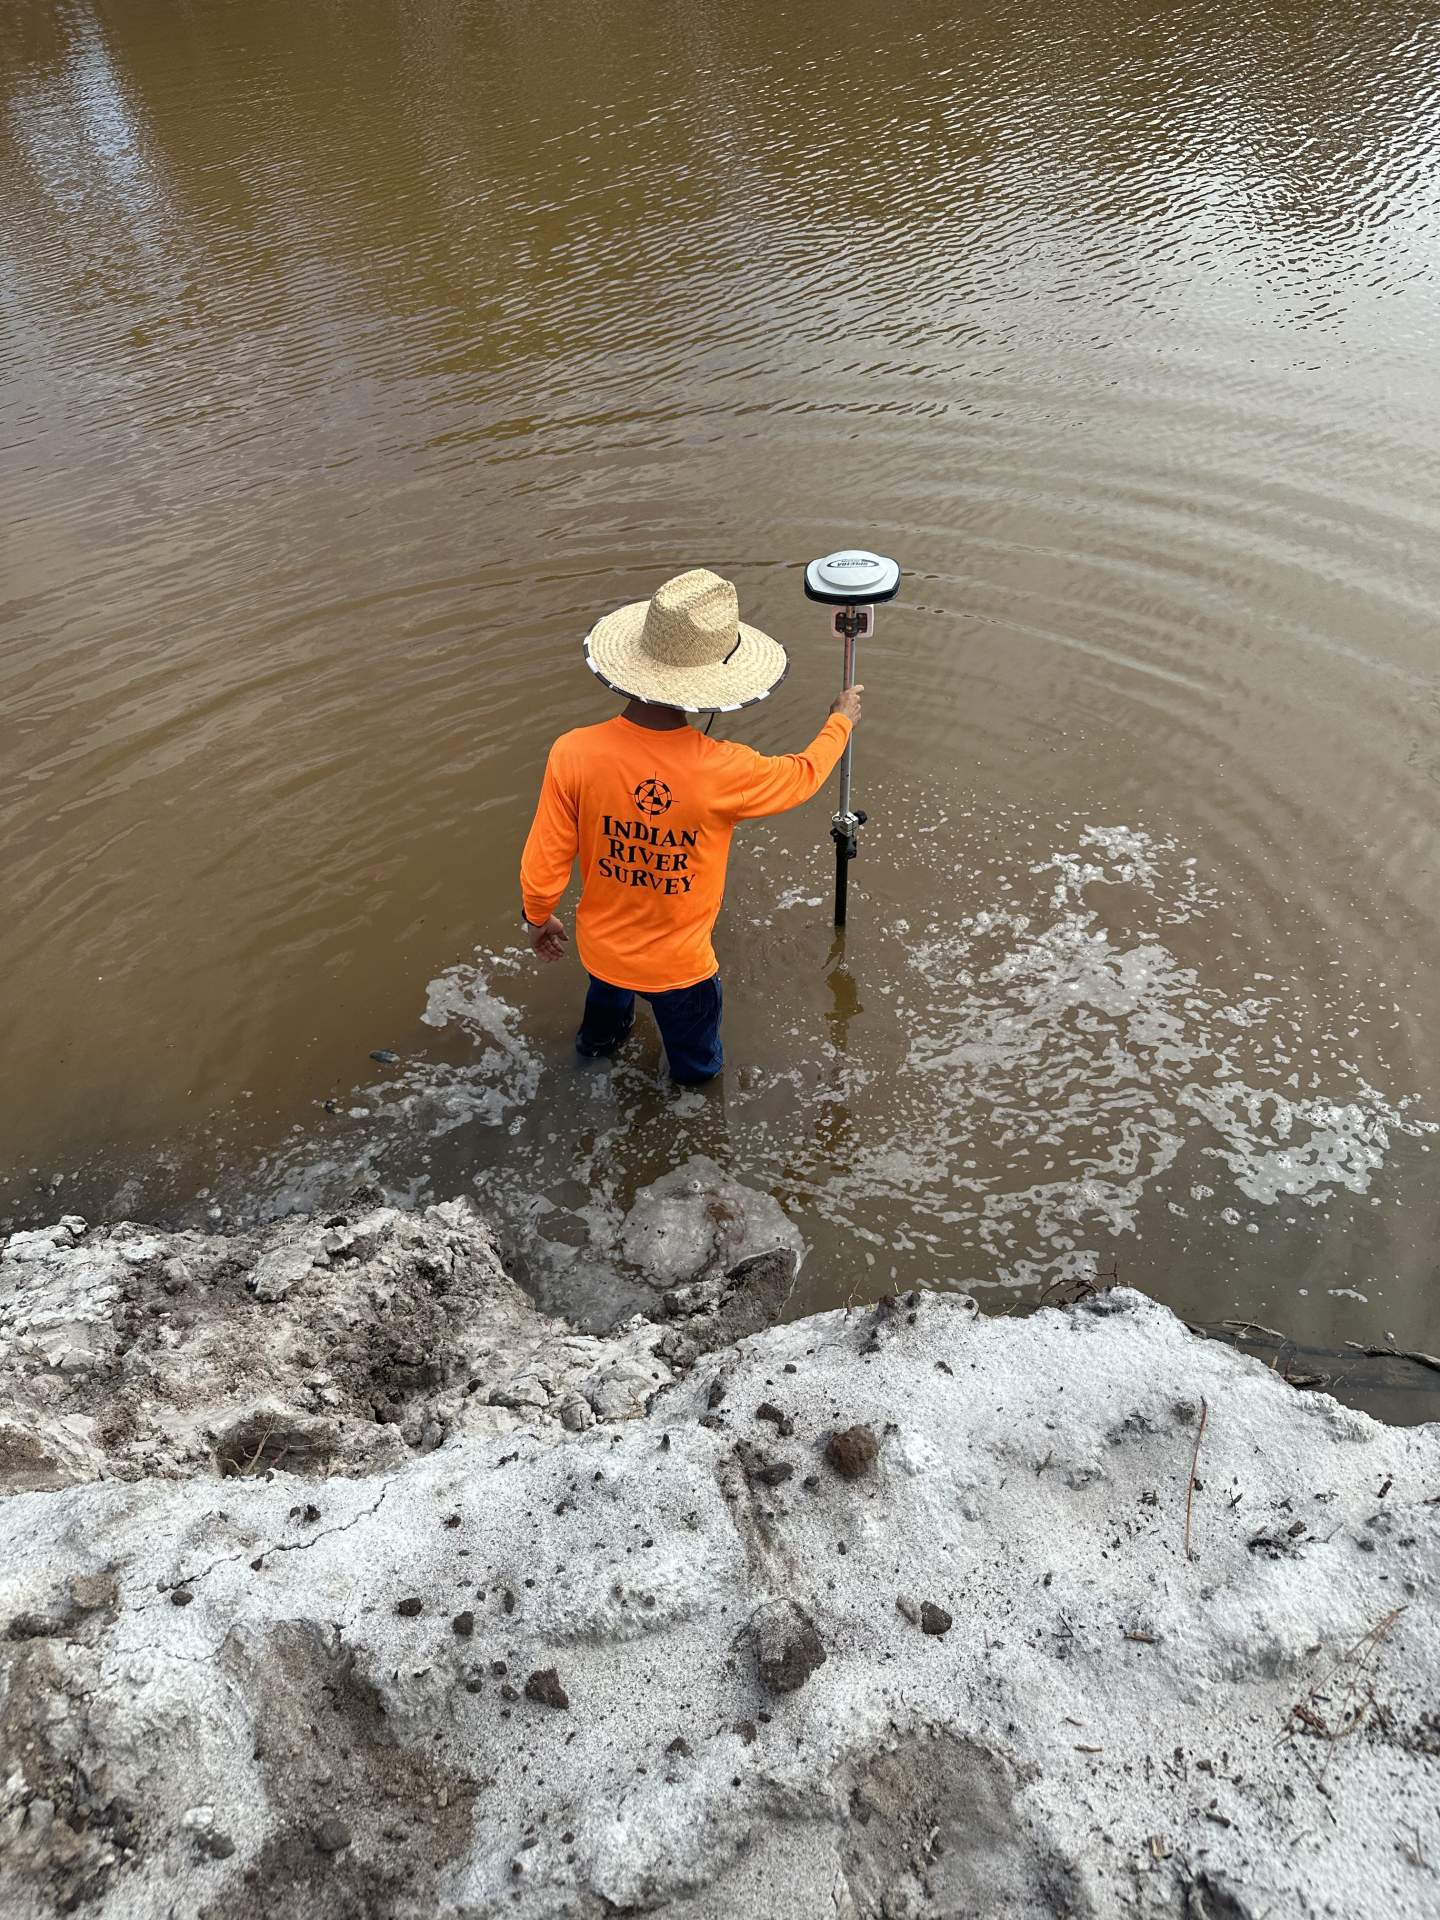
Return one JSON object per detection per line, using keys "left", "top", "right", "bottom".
{"left": 1178, "top": 1081, "right": 1407, "bottom": 1203}
{"left": 723, "top": 807, "right": 1433, "bottom": 1293}
{"left": 243, "top": 808, "right": 1432, "bottom": 1307}
{"left": 879, "top": 819, "right": 1434, "bottom": 1281}
{"left": 242, "top": 949, "right": 546, "bottom": 1223}
{"left": 421, "top": 950, "right": 529, "bottom": 1050}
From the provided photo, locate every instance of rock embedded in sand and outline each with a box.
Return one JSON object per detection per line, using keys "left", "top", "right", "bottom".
{"left": 920, "top": 1602, "right": 953, "bottom": 1636}
{"left": 755, "top": 1401, "right": 794, "bottom": 1437}
{"left": 558, "top": 1394, "right": 592, "bottom": 1431}
{"left": 523, "top": 1669, "right": 569, "bottom": 1709}
{"left": 312, "top": 1816, "right": 352, "bottom": 1854}
{"left": 825, "top": 1422, "right": 879, "bottom": 1479}
{"left": 488, "top": 1372, "right": 551, "bottom": 1411}
{"left": 451, "top": 1610, "right": 475, "bottom": 1637}
{"left": 738, "top": 1441, "right": 794, "bottom": 1489}
{"left": 249, "top": 1244, "right": 314, "bottom": 1303}
{"left": 617, "top": 1156, "right": 803, "bottom": 1287}
{"left": 70, "top": 1572, "right": 114, "bottom": 1613}
{"left": 395, "top": 1596, "right": 423, "bottom": 1617}
{"left": 180, "top": 1807, "right": 236, "bottom": 1859}
{"left": 749, "top": 1598, "right": 827, "bottom": 1694}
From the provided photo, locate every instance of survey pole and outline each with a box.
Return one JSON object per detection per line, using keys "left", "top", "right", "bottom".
{"left": 830, "top": 603, "right": 865, "bottom": 926}
{"left": 803, "top": 550, "right": 901, "bottom": 929}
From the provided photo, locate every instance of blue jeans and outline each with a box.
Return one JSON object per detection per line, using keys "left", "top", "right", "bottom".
{"left": 578, "top": 973, "right": 723, "bottom": 1084}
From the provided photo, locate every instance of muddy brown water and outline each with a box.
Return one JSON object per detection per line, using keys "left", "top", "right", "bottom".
{"left": 3, "top": 0, "right": 1439, "bottom": 1410}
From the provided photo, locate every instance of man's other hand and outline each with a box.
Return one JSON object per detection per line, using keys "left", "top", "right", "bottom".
{"left": 830, "top": 683, "right": 864, "bottom": 725}
{"left": 527, "top": 915, "right": 568, "bottom": 963}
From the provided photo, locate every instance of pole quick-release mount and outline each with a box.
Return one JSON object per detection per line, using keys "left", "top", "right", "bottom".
{"left": 806, "top": 549, "right": 901, "bottom": 927}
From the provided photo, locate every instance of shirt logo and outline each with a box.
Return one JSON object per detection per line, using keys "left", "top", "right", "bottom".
{"left": 633, "top": 777, "right": 673, "bottom": 818}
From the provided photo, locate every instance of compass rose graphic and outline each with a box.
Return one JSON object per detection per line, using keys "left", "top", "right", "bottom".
{"left": 633, "top": 777, "right": 673, "bottom": 818}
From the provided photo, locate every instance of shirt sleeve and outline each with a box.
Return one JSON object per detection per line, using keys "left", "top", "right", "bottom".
{"left": 520, "top": 745, "right": 579, "bottom": 924}
{"left": 731, "top": 714, "right": 852, "bottom": 821}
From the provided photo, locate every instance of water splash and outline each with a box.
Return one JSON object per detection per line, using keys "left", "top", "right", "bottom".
{"left": 240, "top": 811, "right": 1432, "bottom": 1309}
{"left": 862, "top": 817, "right": 1433, "bottom": 1283}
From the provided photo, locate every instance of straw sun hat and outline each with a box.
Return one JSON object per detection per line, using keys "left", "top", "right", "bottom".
{"left": 583, "top": 569, "right": 789, "bottom": 713}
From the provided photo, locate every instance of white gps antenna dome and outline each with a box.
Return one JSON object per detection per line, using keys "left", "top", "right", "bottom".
{"left": 804, "top": 549, "right": 901, "bottom": 605}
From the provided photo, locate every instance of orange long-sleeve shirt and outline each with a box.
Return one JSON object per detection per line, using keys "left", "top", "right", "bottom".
{"left": 520, "top": 713, "right": 852, "bottom": 993}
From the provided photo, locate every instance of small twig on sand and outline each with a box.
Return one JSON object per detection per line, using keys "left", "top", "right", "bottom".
{"left": 1282, "top": 1606, "right": 1408, "bottom": 1787}
{"left": 1279, "top": 1352, "right": 1329, "bottom": 1390}
{"left": 1036, "top": 1260, "right": 1118, "bottom": 1311}
{"left": 240, "top": 1423, "right": 277, "bottom": 1477}
{"left": 1397, "top": 1824, "right": 1429, "bottom": 1870}
{"left": 1184, "top": 1397, "right": 1209, "bottom": 1560}
{"left": 1039, "top": 1273, "right": 1097, "bottom": 1307}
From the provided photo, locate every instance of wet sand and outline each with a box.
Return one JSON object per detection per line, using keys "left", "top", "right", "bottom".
{"left": 2, "top": 1198, "right": 1437, "bottom": 1917}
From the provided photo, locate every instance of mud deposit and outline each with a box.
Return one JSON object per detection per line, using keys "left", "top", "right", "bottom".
{"left": 1, "top": 1202, "right": 1437, "bottom": 1918}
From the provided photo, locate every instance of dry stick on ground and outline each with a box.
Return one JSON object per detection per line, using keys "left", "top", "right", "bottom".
{"left": 1183, "top": 1397, "right": 1209, "bottom": 1560}
{"left": 1282, "top": 1605, "right": 1413, "bottom": 1797}
{"left": 1289, "top": 1606, "right": 1408, "bottom": 1744}
{"left": 238, "top": 1423, "right": 278, "bottom": 1477}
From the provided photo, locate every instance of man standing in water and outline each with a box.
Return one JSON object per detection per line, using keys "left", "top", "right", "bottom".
{"left": 520, "top": 568, "right": 863, "bottom": 1083}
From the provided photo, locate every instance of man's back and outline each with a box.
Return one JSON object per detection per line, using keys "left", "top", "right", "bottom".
{"left": 519, "top": 565, "right": 861, "bottom": 1082}
{"left": 521, "top": 711, "right": 852, "bottom": 994}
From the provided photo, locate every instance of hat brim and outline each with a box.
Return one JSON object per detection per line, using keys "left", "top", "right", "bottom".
{"left": 583, "top": 600, "right": 789, "bottom": 713}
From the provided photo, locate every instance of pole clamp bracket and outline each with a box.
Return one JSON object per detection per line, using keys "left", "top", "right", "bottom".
{"left": 830, "top": 809, "right": 868, "bottom": 859}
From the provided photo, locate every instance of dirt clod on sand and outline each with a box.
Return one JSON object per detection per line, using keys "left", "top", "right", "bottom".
{"left": 312, "top": 1817, "right": 352, "bottom": 1854}
{"left": 737, "top": 1439, "right": 794, "bottom": 1488}
{"left": 524, "top": 1668, "right": 569, "bottom": 1709}
{"left": 749, "top": 1598, "right": 827, "bottom": 1694}
{"left": 825, "top": 1424, "right": 879, "bottom": 1479}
